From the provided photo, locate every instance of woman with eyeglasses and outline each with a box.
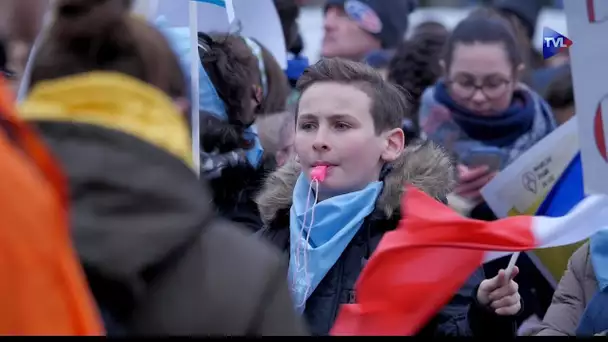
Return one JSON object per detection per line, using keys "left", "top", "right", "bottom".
{"left": 418, "top": 15, "right": 556, "bottom": 216}
{"left": 417, "top": 16, "right": 558, "bottom": 331}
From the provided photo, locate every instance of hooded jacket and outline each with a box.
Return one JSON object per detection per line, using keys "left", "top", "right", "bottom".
{"left": 18, "top": 72, "right": 307, "bottom": 336}
{"left": 256, "top": 141, "right": 519, "bottom": 336}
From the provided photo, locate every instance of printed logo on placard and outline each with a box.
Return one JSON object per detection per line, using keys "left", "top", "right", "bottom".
{"left": 344, "top": 0, "right": 383, "bottom": 34}
{"left": 522, "top": 172, "right": 538, "bottom": 194}
{"left": 542, "top": 27, "right": 573, "bottom": 60}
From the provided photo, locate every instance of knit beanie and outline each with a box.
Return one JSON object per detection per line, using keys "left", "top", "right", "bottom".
{"left": 326, "top": 0, "right": 417, "bottom": 49}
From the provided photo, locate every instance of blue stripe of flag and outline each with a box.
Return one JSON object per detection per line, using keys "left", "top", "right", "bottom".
{"left": 536, "top": 153, "right": 585, "bottom": 217}
{"left": 192, "top": 0, "right": 226, "bottom": 7}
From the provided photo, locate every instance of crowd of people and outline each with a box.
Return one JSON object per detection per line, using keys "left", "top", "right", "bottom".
{"left": 2, "top": 0, "right": 601, "bottom": 337}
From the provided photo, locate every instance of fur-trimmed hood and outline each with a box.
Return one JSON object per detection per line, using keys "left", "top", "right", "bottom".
{"left": 255, "top": 140, "right": 456, "bottom": 227}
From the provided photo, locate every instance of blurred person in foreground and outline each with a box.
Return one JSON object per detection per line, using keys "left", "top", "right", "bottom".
{"left": 256, "top": 58, "right": 523, "bottom": 336}
{"left": 321, "top": 0, "right": 417, "bottom": 72}
{"left": 18, "top": 0, "right": 306, "bottom": 336}
{"left": 0, "top": 3, "right": 101, "bottom": 335}
{"left": 0, "top": 74, "right": 102, "bottom": 336}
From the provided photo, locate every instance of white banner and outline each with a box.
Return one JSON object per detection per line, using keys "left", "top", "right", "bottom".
{"left": 565, "top": 0, "right": 608, "bottom": 195}
{"left": 139, "top": 0, "right": 287, "bottom": 69}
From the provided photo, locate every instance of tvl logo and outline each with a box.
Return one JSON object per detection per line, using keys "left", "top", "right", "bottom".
{"left": 543, "top": 27, "right": 573, "bottom": 59}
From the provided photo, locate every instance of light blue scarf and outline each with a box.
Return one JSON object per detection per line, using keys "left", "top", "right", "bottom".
{"left": 576, "top": 229, "right": 608, "bottom": 336}
{"left": 155, "top": 18, "right": 264, "bottom": 167}
{"left": 288, "top": 173, "right": 383, "bottom": 313}
{"left": 590, "top": 229, "right": 608, "bottom": 291}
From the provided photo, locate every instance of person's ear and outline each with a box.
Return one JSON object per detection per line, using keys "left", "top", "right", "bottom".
{"left": 439, "top": 59, "right": 447, "bottom": 76}
{"left": 380, "top": 128, "right": 405, "bottom": 162}
{"left": 253, "top": 84, "right": 262, "bottom": 105}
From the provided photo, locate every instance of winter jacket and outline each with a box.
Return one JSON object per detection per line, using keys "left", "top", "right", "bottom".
{"left": 531, "top": 244, "right": 600, "bottom": 336}
{"left": 19, "top": 72, "right": 307, "bottom": 336}
{"left": 256, "top": 140, "right": 519, "bottom": 336}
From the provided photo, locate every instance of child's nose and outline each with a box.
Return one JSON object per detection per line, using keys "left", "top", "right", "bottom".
{"left": 313, "top": 140, "right": 330, "bottom": 151}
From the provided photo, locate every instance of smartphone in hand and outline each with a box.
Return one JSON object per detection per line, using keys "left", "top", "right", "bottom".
{"left": 461, "top": 147, "right": 509, "bottom": 172}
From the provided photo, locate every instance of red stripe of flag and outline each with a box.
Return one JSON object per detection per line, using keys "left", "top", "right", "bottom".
{"left": 331, "top": 186, "right": 536, "bottom": 336}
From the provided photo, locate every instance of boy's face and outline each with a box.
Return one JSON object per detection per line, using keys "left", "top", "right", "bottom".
{"left": 295, "top": 82, "right": 402, "bottom": 197}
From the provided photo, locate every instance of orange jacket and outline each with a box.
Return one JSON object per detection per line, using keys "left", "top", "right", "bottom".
{"left": 0, "top": 78, "right": 103, "bottom": 336}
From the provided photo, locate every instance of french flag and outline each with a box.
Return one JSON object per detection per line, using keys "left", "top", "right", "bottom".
{"left": 330, "top": 186, "right": 608, "bottom": 336}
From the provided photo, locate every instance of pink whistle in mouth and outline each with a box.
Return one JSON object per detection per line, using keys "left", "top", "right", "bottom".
{"left": 310, "top": 165, "right": 328, "bottom": 182}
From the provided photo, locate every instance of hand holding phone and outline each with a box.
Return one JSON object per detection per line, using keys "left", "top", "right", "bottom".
{"left": 454, "top": 147, "right": 506, "bottom": 203}
{"left": 455, "top": 165, "right": 496, "bottom": 202}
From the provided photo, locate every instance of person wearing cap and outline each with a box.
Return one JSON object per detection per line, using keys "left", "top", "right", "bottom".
{"left": 322, "top": 0, "right": 417, "bottom": 70}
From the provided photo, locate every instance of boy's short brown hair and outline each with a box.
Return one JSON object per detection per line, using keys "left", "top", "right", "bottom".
{"left": 296, "top": 57, "right": 407, "bottom": 135}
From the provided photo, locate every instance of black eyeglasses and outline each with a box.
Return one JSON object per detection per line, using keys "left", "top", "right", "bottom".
{"left": 446, "top": 78, "right": 511, "bottom": 100}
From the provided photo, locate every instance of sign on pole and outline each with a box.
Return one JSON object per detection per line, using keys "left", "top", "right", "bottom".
{"left": 564, "top": 0, "right": 608, "bottom": 195}
{"left": 133, "top": 0, "right": 287, "bottom": 175}
{"left": 148, "top": 0, "right": 286, "bottom": 69}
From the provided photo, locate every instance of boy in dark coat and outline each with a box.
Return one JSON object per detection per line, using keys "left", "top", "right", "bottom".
{"left": 256, "top": 58, "right": 523, "bottom": 336}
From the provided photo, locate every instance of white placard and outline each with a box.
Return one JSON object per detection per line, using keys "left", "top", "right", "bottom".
{"left": 150, "top": 0, "right": 287, "bottom": 69}
{"left": 481, "top": 118, "right": 579, "bottom": 218}
{"left": 565, "top": 0, "right": 608, "bottom": 195}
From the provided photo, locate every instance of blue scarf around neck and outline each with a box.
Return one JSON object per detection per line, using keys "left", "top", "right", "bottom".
{"left": 433, "top": 81, "right": 535, "bottom": 148}
{"left": 288, "top": 173, "right": 383, "bottom": 313}
{"left": 576, "top": 230, "right": 608, "bottom": 336}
